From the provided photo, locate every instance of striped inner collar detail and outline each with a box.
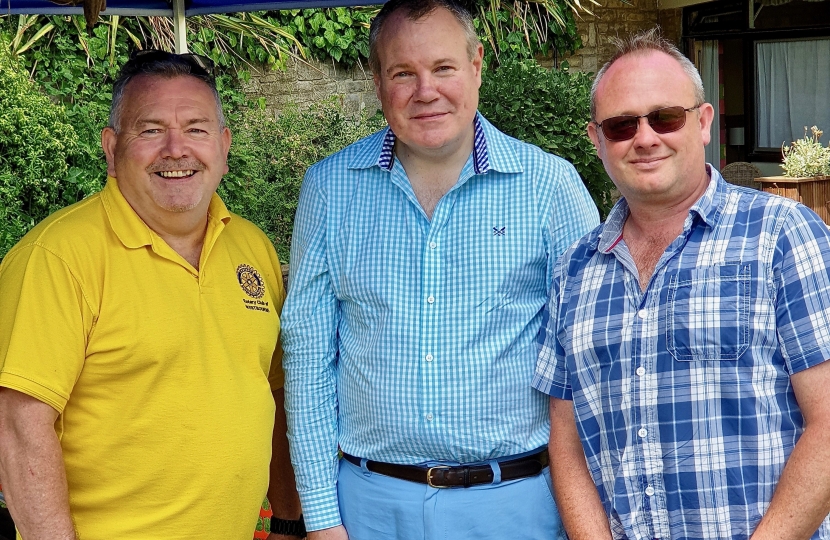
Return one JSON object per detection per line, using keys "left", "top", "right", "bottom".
{"left": 378, "top": 115, "right": 490, "bottom": 174}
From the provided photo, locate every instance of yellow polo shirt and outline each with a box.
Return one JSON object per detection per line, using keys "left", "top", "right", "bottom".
{"left": 0, "top": 178, "right": 285, "bottom": 539}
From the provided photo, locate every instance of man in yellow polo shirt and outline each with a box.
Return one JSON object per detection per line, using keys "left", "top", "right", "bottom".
{"left": 0, "top": 51, "right": 303, "bottom": 540}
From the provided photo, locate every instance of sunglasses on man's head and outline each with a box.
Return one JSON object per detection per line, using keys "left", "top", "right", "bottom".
{"left": 128, "top": 49, "right": 216, "bottom": 78}
{"left": 594, "top": 105, "right": 701, "bottom": 142}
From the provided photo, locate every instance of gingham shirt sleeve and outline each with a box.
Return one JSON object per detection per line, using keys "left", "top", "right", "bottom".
{"left": 280, "top": 170, "right": 342, "bottom": 531}
{"left": 547, "top": 162, "right": 601, "bottom": 271}
{"left": 533, "top": 261, "right": 573, "bottom": 400}
{"left": 773, "top": 204, "right": 830, "bottom": 374}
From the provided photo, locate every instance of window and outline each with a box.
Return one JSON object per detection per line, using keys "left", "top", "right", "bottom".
{"left": 755, "top": 38, "right": 830, "bottom": 150}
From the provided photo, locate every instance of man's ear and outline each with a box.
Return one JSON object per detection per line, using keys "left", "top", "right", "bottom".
{"left": 587, "top": 122, "right": 603, "bottom": 158}
{"left": 697, "top": 102, "right": 715, "bottom": 146}
{"left": 473, "top": 43, "right": 484, "bottom": 88}
{"left": 101, "top": 127, "right": 118, "bottom": 178}
{"left": 221, "top": 127, "right": 232, "bottom": 175}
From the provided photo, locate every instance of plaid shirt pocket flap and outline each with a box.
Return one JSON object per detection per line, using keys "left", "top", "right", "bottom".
{"left": 666, "top": 263, "right": 751, "bottom": 361}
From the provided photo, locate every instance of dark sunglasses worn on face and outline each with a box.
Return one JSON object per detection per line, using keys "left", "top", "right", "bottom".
{"left": 595, "top": 105, "right": 701, "bottom": 142}
{"left": 128, "top": 49, "right": 216, "bottom": 78}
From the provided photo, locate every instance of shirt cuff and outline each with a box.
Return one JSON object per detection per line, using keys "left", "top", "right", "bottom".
{"left": 0, "top": 372, "right": 68, "bottom": 412}
{"left": 299, "top": 485, "right": 342, "bottom": 532}
{"left": 531, "top": 372, "right": 572, "bottom": 400}
{"left": 785, "top": 344, "right": 830, "bottom": 376}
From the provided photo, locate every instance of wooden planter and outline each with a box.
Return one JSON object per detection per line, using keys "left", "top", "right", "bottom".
{"left": 757, "top": 175, "right": 830, "bottom": 225}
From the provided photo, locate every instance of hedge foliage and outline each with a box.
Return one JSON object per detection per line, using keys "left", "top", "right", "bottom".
{"left": 0, "top": 37, "right": 103, "bottom": 258}
{"left": 223, "top": 104, "right": 385, "bottom": 262}
{"left": 479, "top": 60, "right": 614, "bottom": 217}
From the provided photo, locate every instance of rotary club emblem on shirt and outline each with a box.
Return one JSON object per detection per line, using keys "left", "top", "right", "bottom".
{"left": 237, "top": 264, "right": 265, "bottom": 299}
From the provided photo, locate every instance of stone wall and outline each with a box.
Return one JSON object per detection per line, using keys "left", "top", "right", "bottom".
{"left": 658, "top": 7, "right": 683, "bottom": 46}
{"left": 242, "top": 4, "right": 684, "bottom": 114}
{"left": 562, "top": 0, "right": 683, "bottom": 74}
{"left": 243, "top": 57, "right": 381, "bottom": 116}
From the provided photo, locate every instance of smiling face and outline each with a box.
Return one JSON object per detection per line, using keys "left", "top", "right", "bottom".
{"left": 587, "top": 50, "right": 714, "bottom": 207}
{"left": 373, "top": 7, "right": 483, "bottom": 158}
{"left": 102, "top": 74, "right": 231, "bottom": 230}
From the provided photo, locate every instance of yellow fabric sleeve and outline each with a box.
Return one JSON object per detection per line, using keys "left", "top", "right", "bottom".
{"left": 0, "top": 244, "right": 94, "bottom": 412}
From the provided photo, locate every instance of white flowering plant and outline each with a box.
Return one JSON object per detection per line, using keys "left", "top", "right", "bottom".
{"left": 781, "top": 126, "right": 830, "bottom": 178}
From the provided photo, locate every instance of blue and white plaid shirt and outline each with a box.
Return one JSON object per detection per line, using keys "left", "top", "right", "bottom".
{"left": 281, "top": 113, "right": 600, "bottom": 530}
{"left": 533, "top": 168, "right": 830, "bottom": 540}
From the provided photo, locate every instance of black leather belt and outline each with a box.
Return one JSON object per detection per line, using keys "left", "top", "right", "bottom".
{"left": 342, "top": 448, "right": 549, "bottom": 488}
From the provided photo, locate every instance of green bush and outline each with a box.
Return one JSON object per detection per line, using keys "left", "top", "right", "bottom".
{"left": 0, "top": 36, "right": 102, "bottom": 259}
{"left": 0, "top": 19, "right": 383, "bottom": 264}
{"left": 4, "top": 16, "right": 252, "bottom": 191}
{"left": 222, "top": 101, "right": 386, "bottom": 262}
{"left": 479, "top": 60, "right": 614, "bottom": 218}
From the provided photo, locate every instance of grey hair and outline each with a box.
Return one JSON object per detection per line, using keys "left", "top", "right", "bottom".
{"left": 109, "top": 57, "right": 225, "bottom": 133}
{"left": 368, "top": 0, "right": 480, "bottom": 76}
{"left": 590, "top": 28, "right": 705, "bottom": 120}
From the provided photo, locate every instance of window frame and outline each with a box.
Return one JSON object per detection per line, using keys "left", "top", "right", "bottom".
{"left": 683, "top": 0, "right": 830, "bottom": 162}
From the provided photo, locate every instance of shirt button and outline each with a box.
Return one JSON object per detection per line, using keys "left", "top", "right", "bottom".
{"left": 638, "top": 309, "right": 648, "bottom": 319}
{"left": 645, "top": 486, "right": 655, "bottom": 497}
{"left": 638, "top": 428, "right": 647, "bottom": 438}
{"left": 426, "top": 413, "right": 434, "bottom": 421}
{"left": 427, "top": 295, "right": 435, "bottom": 304}
{"left": 425, "top": 354, "right": 434, "bottom": 362}
{"left": 429, "top": 242, "right": 437, "bottom": 249}
{"left": 636, "top": 366, "right": 646, "bottom": 376}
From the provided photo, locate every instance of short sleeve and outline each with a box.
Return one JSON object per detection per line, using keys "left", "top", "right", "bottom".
{"left": 773, "top": 205, "right": 830, "bottom": 375}
{"left": 0, "top": 245, "right": 93, "bottom": 412}
{"left": 532, "top": 263, "right": 573, "bottom": 400}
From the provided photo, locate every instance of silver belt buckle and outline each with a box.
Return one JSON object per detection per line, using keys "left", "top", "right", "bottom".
{"left": 427, "top": 465, "right": 452, "bottom": 488}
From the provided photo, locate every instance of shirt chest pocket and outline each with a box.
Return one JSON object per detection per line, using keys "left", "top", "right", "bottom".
{"left": 666, "top": 263, "right": 751, "bottom": 361}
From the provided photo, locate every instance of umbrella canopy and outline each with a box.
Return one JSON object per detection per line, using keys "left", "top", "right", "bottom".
{"left": 1, "top": 0, "right": 374, "bottom": 16}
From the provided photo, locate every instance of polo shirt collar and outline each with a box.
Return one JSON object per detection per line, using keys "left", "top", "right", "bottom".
{"left": 597, "top": 164, "right": 722, "bottom": 254}
{"left": 347, "top": 112, "right": 523, "bottom": 175}
{"left": 101, "top": 176, "right": 231, "bottom": 250}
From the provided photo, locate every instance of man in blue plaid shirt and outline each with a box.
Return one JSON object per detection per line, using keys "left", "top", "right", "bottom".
{"left": 533, "top": 29, "right": 830, "bottom": 540}
{"left": 280, "top": 0, "right": 599, "bottom": 538}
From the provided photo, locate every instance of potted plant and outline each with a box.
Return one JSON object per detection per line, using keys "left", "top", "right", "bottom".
{"left": 757, "top": 126, "right": 830, "bottom": 225}
{"left": 781, "top": 126, "right": 830, "bottom": 179}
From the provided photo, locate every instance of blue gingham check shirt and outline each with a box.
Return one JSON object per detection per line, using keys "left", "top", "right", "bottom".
{"left": 533, "top": 168, "right": 830, "bottom": 540}
{"left": 281, "top": 113, "right": 599, "bottom": 530}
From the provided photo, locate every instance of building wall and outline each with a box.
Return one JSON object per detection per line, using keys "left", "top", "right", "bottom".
{"left": 658, "top": 7, "right": 683, "bottom": 46}
{"left": 562, "top": 0, "right": 683, "bottom": 74}
{"left": 242, "top": 58, "right": 381, "bottom": 116}
{"left": 242, "top": 3, "right": 684, "bottom": 113}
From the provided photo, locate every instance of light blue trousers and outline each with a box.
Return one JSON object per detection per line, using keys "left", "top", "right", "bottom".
{"left": 337, "top": 456, "right": 565, "bottom": 540}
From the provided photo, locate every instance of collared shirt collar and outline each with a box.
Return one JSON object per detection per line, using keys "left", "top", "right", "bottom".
{"left": 347, "top": 112, "right": 523, "bottom": 175}
{"left": 100, "top": 176, "right": 231, "bottom": 251}
{"left": 596, "top": 164, "right": 724, "bottom": 255}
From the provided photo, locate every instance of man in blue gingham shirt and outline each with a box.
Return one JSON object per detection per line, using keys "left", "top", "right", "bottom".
{"left": 280, "top": 0, "right": 599, "bottom": 537}
{"left": 534, "top": 29, "right": 830, "bottom": 540}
